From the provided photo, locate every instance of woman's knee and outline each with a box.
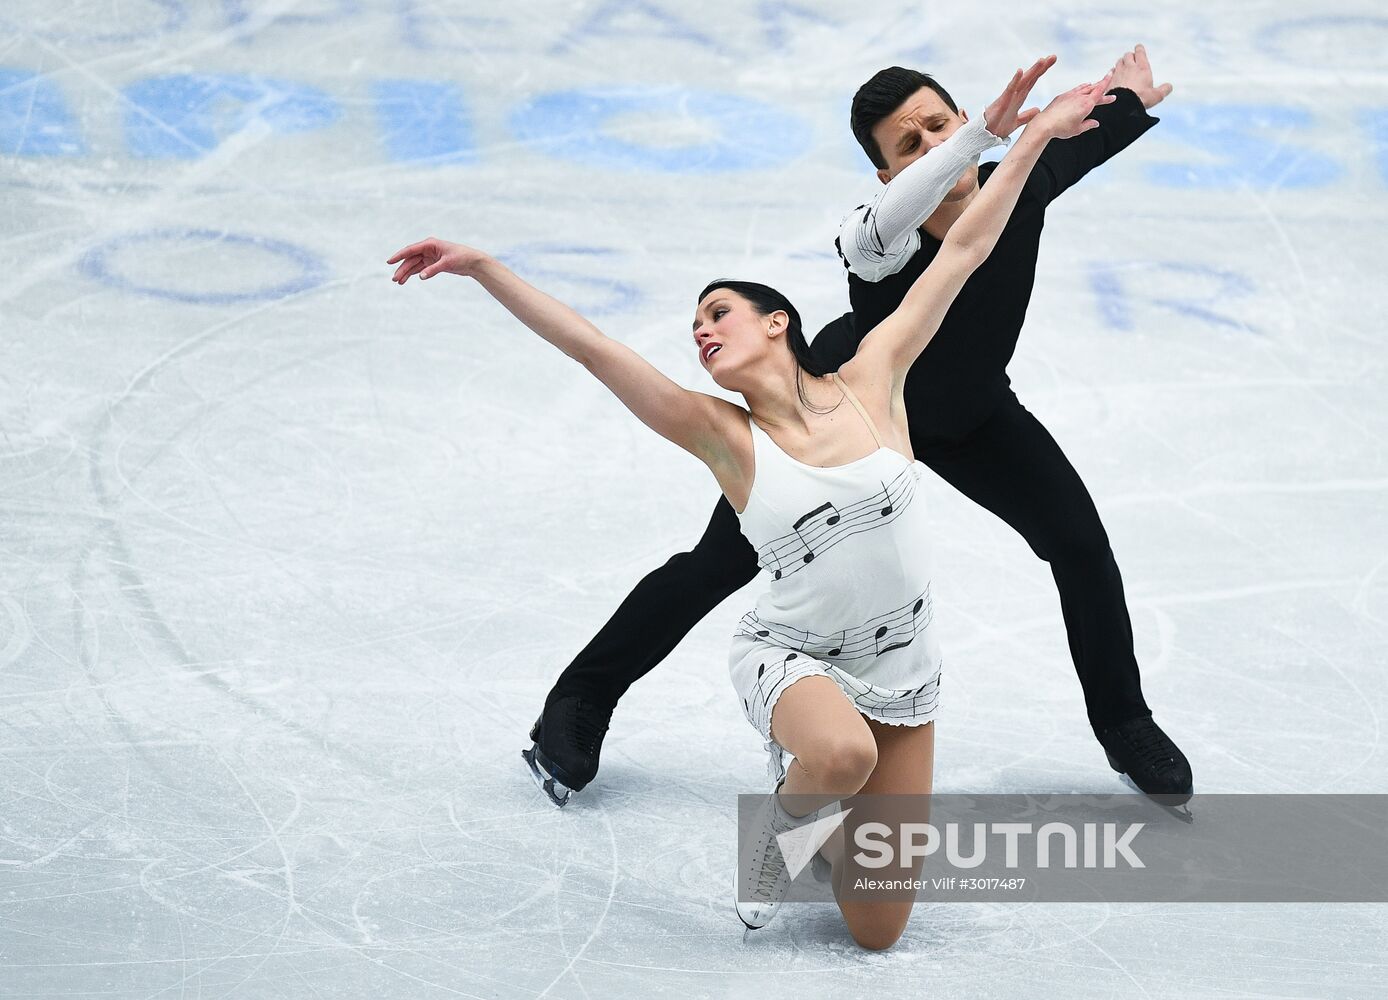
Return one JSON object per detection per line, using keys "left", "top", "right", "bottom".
{"left": 844, "top": 904, "right": 911, "bottom": 951}
{"left": 770, "top": 676, "right": 878, "bottom": 792}
{"left": 800, "top": 728, "right": 878, "bottom": 790}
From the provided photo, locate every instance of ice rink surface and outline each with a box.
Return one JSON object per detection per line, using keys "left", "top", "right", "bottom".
{"left": 3, "top": 1, "right": 1387, "bottom": 996}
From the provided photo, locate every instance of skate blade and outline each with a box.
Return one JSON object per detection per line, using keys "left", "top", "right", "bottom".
{"left": 735, "top": 902, "right": 773, "bottom": 931}
{"left": 1110, "top": 765, "right": 1195, "bottom": 819}
{"left": 522, "top": 745, "right": 572, "bottom": 808}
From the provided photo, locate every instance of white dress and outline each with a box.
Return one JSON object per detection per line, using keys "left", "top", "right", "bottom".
{"left": 729, "top": 373, "right": 943, "bottom": 782}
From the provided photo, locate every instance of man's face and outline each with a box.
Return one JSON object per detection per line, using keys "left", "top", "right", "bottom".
{"left": 869, "top": 86, "right": 976, "bottom": 198}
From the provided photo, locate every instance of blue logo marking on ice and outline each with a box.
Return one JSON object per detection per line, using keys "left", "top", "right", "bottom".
{"left": 775, "top": 807, "right": 851, "bottom": 880}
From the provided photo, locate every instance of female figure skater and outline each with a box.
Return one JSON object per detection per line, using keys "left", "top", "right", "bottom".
{"left": 387, "top": 69, "right": 1114, "bottom": 950}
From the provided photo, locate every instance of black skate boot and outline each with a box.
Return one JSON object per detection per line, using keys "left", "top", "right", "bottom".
{"left": 1096, "top": 716, "right": 1193, "bottom": 804}
{"left": 521, "top": 695, "right": 611, "bottom": 808}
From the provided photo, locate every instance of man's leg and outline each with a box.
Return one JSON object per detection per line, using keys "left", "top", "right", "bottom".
{"left": 915, "top": 392, "right": 1190, "bottom": 795}
{"left": 525, "top": 495, "right": 760, "bottom": 804}
{"left": 550, "top": 494, "right": 759, "bottom": 706}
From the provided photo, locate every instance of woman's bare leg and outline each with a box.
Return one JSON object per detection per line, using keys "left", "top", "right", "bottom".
{"left": 833, "top": 719, "right": 936, "bottom": 950}
{"left": 769, "top": 675, "right": 879, "bottom": 816}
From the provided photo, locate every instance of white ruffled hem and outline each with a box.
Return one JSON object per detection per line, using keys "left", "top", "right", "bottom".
{"left": 857, "top": 711, "right": 938, "bottom": 728}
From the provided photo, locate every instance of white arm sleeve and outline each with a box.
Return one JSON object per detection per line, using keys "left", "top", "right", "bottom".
{"left": 837, "top": 116, "right": 1009, "bottom": 282}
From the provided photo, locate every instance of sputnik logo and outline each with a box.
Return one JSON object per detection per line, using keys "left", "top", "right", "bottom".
{"left": 775, "top": 807, "right": 853, "bottom": 878}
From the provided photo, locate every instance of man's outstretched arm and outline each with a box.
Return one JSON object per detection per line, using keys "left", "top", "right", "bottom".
{"left": 837, "top": 117, "right": 1007, "bottom": 282}
{"left": 838, "top": 57, "right": 1054, "bottom": 281}
{"left": 1031, "top": 43, "right": 1172, "bottom": 205}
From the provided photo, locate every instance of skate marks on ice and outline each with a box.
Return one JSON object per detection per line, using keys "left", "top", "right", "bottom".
{"left": 0, "top": 595, "right": 30, "bottom": 669}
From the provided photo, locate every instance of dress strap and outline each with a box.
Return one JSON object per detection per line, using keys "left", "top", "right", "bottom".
{"left": 828, "top": 372, "right": 883, "bottom": 448}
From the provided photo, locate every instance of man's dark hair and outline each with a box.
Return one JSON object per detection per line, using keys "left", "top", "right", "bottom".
{"left": 697, "top": 280, "right": 835, "bottom": 411}
{"left": 851, "top": 67, "right": 959, "bottom": 169}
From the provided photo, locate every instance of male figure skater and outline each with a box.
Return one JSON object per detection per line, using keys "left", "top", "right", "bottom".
{"left": 525, "top": 45, "right": 1191, "bottom": 805}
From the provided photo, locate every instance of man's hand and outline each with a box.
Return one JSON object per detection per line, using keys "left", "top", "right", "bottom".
{"left": 1109, "top": 43, "right": 1173, "bottom": 109}
{"left": 1029, "top": 73, "right": 1117, "bottom": 140}
{"left": 387, "top": 238, "right": 491, "bottom": 283}
{"left": 983, "top": 54, "right": 1056, "bottom": 137}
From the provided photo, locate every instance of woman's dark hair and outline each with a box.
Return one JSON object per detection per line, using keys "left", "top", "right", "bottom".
{"left": 851, "top": 66, "right": 958, "bottom": 169}
{"left": 697, "top": 280, "right": 835, "bottom": 412}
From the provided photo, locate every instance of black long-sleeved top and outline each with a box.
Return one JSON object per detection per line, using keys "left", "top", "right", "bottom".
{"left": 814, "top": 88, "right": 1160, "bottom": 443}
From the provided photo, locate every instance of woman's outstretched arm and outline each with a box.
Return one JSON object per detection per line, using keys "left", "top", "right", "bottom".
{"left": 388, "top": 240, "right": 730, "bottom": 464}
{"left": 852, "top": 72, "right": 1115, "bottom": 389}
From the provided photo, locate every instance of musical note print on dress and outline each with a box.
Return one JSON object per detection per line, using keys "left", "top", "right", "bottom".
{"left": 730, "top": 377, "right": 944, "bottom": 748}
{"left": 756, "top": 464, "right": 922, "bottom": 581}
{"left": 735, "top": 587, "right": 933, "bottom": 663}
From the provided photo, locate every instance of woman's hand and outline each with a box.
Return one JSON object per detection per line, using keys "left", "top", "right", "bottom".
{"left": 982, "top": 54, "right": 1055, "bottom": 137}
{"left": 1027, "top": 73, "right": 1117, "bottom": 141}
{"left": 386, "top": 238, "right": 490, "bottom": 283}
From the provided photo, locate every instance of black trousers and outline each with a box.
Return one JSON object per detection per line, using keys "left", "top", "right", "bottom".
{"left": 548, "top": 390, "right": 1151, "bottom": 734}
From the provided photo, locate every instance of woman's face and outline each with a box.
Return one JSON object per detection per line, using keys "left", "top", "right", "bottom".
{"left": 691, "top": 289, "right": 784, "bottom": 389}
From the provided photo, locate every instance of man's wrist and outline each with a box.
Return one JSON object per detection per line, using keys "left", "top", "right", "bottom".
{"left": 978, "top": 114, "right": 1012, "bottom": 143}
{"left": 967, "top": 115, "right": 1011, "bottom": 152}
{"left": 1105, "top": 85, "right": 1145, "bottom": 108}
